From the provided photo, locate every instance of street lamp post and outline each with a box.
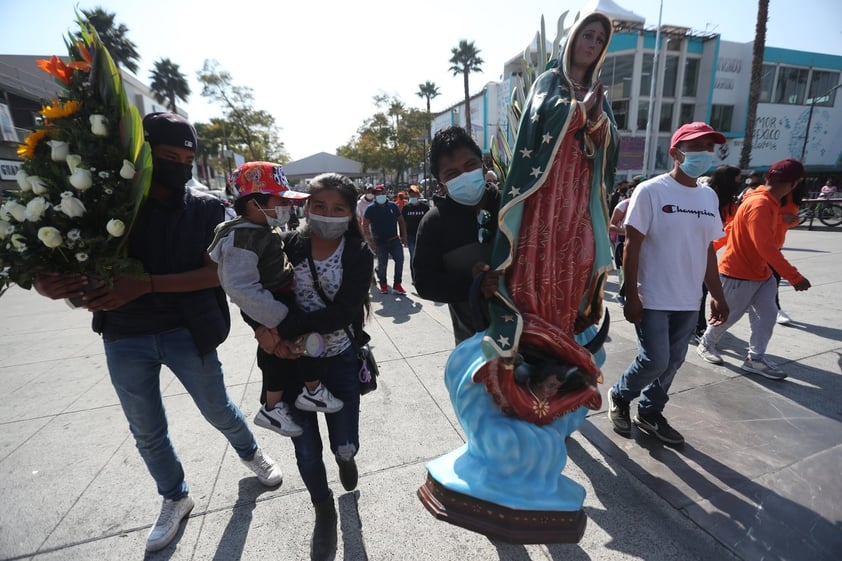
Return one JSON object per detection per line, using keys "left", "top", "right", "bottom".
{"left": 800, "top": 82, "right": 842, "bottom": 162}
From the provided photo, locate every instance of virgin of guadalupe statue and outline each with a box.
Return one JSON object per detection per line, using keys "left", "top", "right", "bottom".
{"left": 476, "top": 10, "right": 619, "bottom": 425}
{"left": 419, "top": 12, "right": 620, "bottom": 535}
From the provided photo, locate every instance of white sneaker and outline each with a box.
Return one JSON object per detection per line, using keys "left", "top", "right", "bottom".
{"left": 696, "top": 342, "right": 723, "bottom": 365}
{"left": 254, "top": 402, "right": 303, "bottom": 437}
{"left": 776, "top": 310, "right": 793, "bottom": 325}
{"left": 295, "top": 384, "right": 344, "bottom": 413}
{"left": 741, "top": 356, "right": 787, "bottom": 380}
{"left": 241, "top": 447, "right": 283, "bottom": 486}
{"left": 146, "top": 495, "right": 194, "bottom": 552}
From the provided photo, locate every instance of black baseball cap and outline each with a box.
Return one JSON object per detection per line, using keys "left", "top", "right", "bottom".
{"left": 143, "top": 112, "right": 197, "bottom": 152}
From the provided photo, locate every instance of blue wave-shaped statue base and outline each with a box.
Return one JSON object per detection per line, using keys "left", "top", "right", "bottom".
{"left": 427, "top": 327, "right": 604, "bottom": 511}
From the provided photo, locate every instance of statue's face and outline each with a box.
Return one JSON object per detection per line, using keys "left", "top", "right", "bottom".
{"left": 572, "top": 21, "right": 607, "bottom": 70}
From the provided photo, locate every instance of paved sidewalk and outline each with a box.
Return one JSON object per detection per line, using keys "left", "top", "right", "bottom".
{"left": 0, "top": 227, "right": 839, "bottom": 561}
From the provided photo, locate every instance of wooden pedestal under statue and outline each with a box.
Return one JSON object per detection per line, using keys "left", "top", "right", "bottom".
{"left": 416, "top": 332, "right": 602, "bottom": 544}
{"left": 418, "top": 474, "right": 586, "bottom": 544}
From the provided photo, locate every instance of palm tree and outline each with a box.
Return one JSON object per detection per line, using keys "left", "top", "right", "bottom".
{"left": 416, "top": 81, "right": 440, "bottom": 143}
{"left": 150, "top": 58, "right": 191, "bottom": 113}
{"left": 739, "top": 0, "right": 769, "bottom": 169}
{"left": 81, "top": 7, "right": 141, "bottom": 74}
{"left": 449, "top": 40, "right": 483, "bottom": 135}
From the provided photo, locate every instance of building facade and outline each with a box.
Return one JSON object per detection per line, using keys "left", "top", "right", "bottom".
{"left": 431, "top": 2, "right": 842, "bottom": 182}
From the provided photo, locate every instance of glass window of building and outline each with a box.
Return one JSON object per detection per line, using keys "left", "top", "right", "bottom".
{"left": 710, "top": 105, "right": 734, "bottom": 132}
{"left": 662, "top": 56, "right": 679, "bottom": 97}
{"left": 611, "top": 99, "right": 630, "bottom": 130}
{"left": 808, "top": 70, "right": 841, "bottom": 106}
{"left": 659, "top": 103, "right": 674, "bottom": 132}
{"left": 759, "top": 64, "right": 777, "bottom": 102}
{"left": 637, "top": 104, "right": 649, "bottom": 131}
{"left": 774, "top": 66, "right": 809, "bottom": 105}
{"left": 640, "top": 56, "right": 654, "bottom": 96}
{"left": 679, "top": 103, "right": 695, "bottom": 125}
{"left": 683, "top": 59, "right": 700, "bottom": 97}
{"left": 602, "top": 54, "right": 635, "bottom": 100}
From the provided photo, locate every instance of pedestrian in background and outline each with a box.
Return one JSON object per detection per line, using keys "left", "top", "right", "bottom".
{"left": 401, "top": 185, "right": 430, "bottom": 283}
{"left": 363, "top": 185, "right": 408, "bottom": 295}
{"left": 694, "top": 164, "right": 742, "bottom": 341}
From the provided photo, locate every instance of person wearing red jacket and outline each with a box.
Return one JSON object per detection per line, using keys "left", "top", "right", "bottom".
{"left": 696, "top": 159, "right": 811, "bottom": 379}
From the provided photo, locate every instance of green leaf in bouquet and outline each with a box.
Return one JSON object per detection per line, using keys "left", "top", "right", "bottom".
{"left": 119, "top": 105, "right": 144, "bottom": 164}
{"left": 118, "top": 142, "right": 152, "bottom": 253}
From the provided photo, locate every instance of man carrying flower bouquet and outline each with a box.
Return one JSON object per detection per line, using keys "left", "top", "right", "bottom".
{"left": 34, "top": 112, "right": 283, "bottom": 553}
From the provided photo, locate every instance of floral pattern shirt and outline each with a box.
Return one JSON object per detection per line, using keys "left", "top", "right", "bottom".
{"left": 292, "top": 237, "right": 351, "bottom": 357}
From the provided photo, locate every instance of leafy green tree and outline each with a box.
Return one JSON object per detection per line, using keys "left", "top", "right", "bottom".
{"left": 448, "top": 40, "right": 483, "bottom": 135}
{"left": 416, "top": 81, "right": 440, "bottom": 143}
{"left": 339, "top": 95, "right": 429, "bottom": 184}
{"left": 149, "top": 58, "right": 190, "bottom": 113}
{"left": 81, "top": 7, "right": 140, "bottom": 74}
{"left": 197, "top": 59, "right": 288, "bottom": 163}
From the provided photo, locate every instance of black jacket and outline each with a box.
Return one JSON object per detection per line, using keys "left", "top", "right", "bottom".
{"left": 413, "top": 188, "right": 499, "bottom": 339}
{"left": 275, "top": 230, "right": 373, "bottom": 345}
{"left": 94, "top": 189, "right": 230, "bottom": 356}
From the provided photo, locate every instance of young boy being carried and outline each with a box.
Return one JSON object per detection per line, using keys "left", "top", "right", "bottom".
{"left": 209, "top": 162, "right": 343, "bottom": 437}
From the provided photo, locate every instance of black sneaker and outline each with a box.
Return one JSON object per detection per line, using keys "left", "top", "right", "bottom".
{"left": 633, "top": 411, "right": 684, "bottom": 445}
{"left": 336, "top": 458, "right": 358, "bottom": 491}
{"left": 607, "top": 389, "right": 631, "bottom": 435}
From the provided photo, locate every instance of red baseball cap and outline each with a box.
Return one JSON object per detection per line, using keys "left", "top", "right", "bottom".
{"left": 670, "top": 122, "right": 726, "bottom": 150}
{"left": 373, "top": 184, "right": 386, "bottom": 194}
{"left": 228, "top": 161, "right": 309, "bottom": 200}
{"left": 766, "top": 158, "right": 806, "bottom": 183}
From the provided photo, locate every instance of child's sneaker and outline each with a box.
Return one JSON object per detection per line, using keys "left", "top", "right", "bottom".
{"left": 295, "top": 384, "right": 344, "bottom": 413}
{"left": 379, "top": 284, "right": 389, "bottom": 294}
{"left": 393, "top": 283, "right": 407, "bottom": 295}
{"left": 254, "top": 402, "right": 303, "bottom": 437}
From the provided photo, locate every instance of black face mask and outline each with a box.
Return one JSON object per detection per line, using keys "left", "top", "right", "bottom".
{"left": 153, "top": 158, "right": 192, "bottom": 192}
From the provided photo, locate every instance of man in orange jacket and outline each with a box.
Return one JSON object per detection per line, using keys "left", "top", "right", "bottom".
{"left": 696, "top": 158, "right": 811, "bottom": 379}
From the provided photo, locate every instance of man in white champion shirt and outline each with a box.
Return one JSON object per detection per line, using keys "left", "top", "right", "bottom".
{"left": 608, "top": 122, "right": 730, "bottom": 446}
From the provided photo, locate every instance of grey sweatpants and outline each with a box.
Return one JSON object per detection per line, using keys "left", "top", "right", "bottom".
{"left": 701, "top": 274, "right": 778, "bottom": 360}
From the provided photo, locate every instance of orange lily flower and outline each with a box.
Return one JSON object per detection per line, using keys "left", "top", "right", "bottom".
{"left": 36, "top": 55, "right": 72, "bottom": 85}
{"left": 67, "top": 61, "right": 91, "bottom": 72}
{"left": 76, "top": 41, "right": 93, "bottom": 64}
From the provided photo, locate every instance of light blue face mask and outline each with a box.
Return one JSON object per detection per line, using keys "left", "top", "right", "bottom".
{"left": 375, "top": 194, "right": 387, "bottom": 204}
{"left": 446, "top": 168, "right": 486, "bottom": 206}
{"left": 408, "top": 197, "right": 418, "bottom": 205}
{"left": 678, "top": 150, "right": 714, "bottom": 178}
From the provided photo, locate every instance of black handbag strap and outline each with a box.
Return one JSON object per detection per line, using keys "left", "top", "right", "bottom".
{"left": 306, "top": 253, "right": 358, "bottom": 349}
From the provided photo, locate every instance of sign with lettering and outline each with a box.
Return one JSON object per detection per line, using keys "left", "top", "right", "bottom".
{"left": 0, "top": 159, "right": 23, "bottom": 180}
{"left": 714, "top": 102, "right": 842, "bottom": 167}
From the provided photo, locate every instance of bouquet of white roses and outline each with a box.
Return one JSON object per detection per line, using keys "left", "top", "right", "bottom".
{"left": 0, "top": 18, "right": 152, "bottom": 296}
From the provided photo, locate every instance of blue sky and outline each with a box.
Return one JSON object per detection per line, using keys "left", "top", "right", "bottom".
{"left": 2, "top": 0, "right": 841, "bottom": 160}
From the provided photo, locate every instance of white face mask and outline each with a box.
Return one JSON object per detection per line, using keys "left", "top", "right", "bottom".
{"left": 307, "top": 213, "right": 350, "bottom": 239}
{"left": 256, "top": 202, "right": 291, "bottom": 229}
{"left": 446, "top": 168, "right": 487, "bottom": 206}
{"left": 364, "top": 193, "right": 375, "bottom": 201}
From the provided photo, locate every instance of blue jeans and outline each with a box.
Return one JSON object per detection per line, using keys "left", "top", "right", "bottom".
{"left": 287, "top": 346, "right": 361, "bottom": 503}
{"left": 613, "top": 309, "right": 697, "bottom": 415}
{"left": 104, "top": 328, "right": 257, "bottom": 500}
{"left": 375, "top": 237, "right": 404, "bottom": 286}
